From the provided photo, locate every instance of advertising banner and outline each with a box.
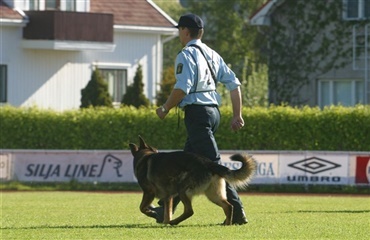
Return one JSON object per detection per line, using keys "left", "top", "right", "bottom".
{"left": 12, "top": 151, "right": 134, "bottom": 182}
{"left": 4, "top": 150, "right": 369, "bottom": 185}
{"left": 279, "top": 153, "right": 349, "bottom": 185}
{"left": 220, "top": 153, "right": 279, "bottom": 184}
{"left": 0, "top": 154, "right": 10, "bottom": 180}
{"left": 355, "top": 156, "right": 370, "bottom": 185}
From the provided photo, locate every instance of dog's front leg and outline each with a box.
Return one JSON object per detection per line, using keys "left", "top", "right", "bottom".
{"left": 162, "top": 197, "right": 173, "bottom": 224}
{"left": 140, "top": 192, "right": 156, "bottom": 219}
{"left": 169, "top": 193, "right": 193, "bottom": 225}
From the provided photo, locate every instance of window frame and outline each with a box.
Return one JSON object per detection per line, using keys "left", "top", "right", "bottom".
{"left": 65, "top": 0, "right": 76, "bottom": 11}
{"left": 0, "top": 65, "right": 7, "bottom": 103}
{"left": 343, "top": 0, "right": 370, "bottom": 20}
{"left": 95, "top": 64, "right": 130, "bottom": 105}
{"left": 318, "top": 79, "right": 364, "bottom": 108}
{"left": 29, "top": 0, "right": 62, "bottom": 11}
{"left": 29, "top": 0, "right": 39, "bottom": 10}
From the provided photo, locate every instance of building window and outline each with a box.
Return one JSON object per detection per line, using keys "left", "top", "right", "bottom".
{"left": 29, "top": 0, "right": 78, "bottom": 11}
{"left": 343, "top": 0, "right": 370, "bottom": 20}
{"left": 365, "top": 0, "right": 370, "bottom": 17}
{"left": 29, "top": 0, "right": 61, "bottom": 10}
{"left": 29, "top": 0, "right": 39, "bottom": 10}
{"left": 0, "top": 65, "right": 7, "bottom": 103}
{"left": 318, "top": 79, "right": 364, "bottom": 107}
{"left": 65, "top": 0, "right": 76, "bottom": 11}
{"left": 45, "top": 0, "right": 60, "bottom": 10}
{"left": 99, "top": 69, "right": 128, "bottom": 103}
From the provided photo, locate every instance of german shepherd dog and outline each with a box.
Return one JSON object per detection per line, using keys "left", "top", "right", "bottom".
{"left": 129, "top": 136, "right": 256, "bottom": 225}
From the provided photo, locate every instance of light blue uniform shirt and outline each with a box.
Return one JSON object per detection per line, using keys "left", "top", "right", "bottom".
{"left": 174, "top": 39, "right": 241, "bottom": 108}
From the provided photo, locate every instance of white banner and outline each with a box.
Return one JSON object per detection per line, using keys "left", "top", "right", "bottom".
{"left": 0, "top": 154, "right": 10, "bottom": 180}
{"left": 2, "top": 150, "right": 369, "bottom": 185}
{"left": 12, "top": 151, "right": 134, "bottom": 182}
{"left": 279, "top": 153, "right": 349, "bottom": 185}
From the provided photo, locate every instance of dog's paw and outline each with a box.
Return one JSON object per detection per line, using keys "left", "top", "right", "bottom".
{"left": 169, "top": 220, "right": 179, "bottom": 226}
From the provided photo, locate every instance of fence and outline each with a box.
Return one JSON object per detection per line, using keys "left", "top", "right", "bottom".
{"left": 1, "top": 150, "right": 369, "bottom": 186}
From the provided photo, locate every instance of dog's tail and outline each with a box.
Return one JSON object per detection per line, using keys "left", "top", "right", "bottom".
{"left": 222, "top": 154, "right": 257, "bottom": 189}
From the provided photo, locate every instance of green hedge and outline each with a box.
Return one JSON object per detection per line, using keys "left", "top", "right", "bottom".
{"left": 0, "top": 105, "right": 369, "bottom": 151}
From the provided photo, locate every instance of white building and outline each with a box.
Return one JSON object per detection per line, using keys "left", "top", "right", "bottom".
{"left": 0, "top": 0, "right": 178, "bottom": 111}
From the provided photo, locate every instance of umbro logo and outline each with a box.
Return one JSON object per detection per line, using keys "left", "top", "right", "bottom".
{"left": 288, "top": 157, "right": 341, "bottom": 174}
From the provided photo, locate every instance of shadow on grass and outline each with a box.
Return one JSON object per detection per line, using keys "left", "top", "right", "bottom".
{"left": 257, "top": 210, "right": 370, "bottom": 214}
{"left": 279, "top": 210, "right": 370, "bottom": 214}
{"left": 296, "top": 210, "right": 370, "bottom": 213}
{"left": 1, "top": 223, "right": 222, "bottom": 230}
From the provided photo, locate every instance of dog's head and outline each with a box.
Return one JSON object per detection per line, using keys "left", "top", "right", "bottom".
{"left": 129, "top": 135, "right": 158, "bottom": 159}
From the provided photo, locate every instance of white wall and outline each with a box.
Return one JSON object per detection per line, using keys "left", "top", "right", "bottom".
{"left": 3, "top": 25, "right": 164, "bottom": 111}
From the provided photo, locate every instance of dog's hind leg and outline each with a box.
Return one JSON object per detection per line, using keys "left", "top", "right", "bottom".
{"left": 162, "top": 197, "right": 173, "bottom": 224}
{"left": 169, "top": 192, "right": 194, "bottom": 225}
{"left": 205, "top": 179, "right": 234, "bottom": 225}
{"left": 208, "top": 197, "right": 233, "bottom": 225}
{"left": 140, "top": 192, "right": 157, "bottom": 219}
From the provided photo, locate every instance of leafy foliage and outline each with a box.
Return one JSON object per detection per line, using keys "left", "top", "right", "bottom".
{"left": 156, "top": 66, "right": 176, "bottom": 105}
{"left": 80, "top": 69, "right": 113, "bottom": 108}
{"left": 121, "top": 65, "right": 150, "bottom": 108}
{"left": 185, "top": 0, "right": 267, "bottom": 80}
{"left": 153, "top": 0, "right": 268, "bottom": 107}
{"left": 266, "top": 0, "right": 367, "bottom": 105}
{"left": 1, "top": 105, "right": 369, "bottom": 151}
{"left": 153, "top": 0, "right": 185, "bottom": 69}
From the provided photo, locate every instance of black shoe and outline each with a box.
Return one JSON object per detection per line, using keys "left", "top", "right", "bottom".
{"left": 223, "top": 216, "right": 248, "bottom": 225}
{"left": 149, "top": 206, "right": 164, "bottom": 223}
{"left": 233, "top": 216, "right": 248, "bottom": 225}
{"left": 223, "top": 208, "right": 249, "bottom": 225}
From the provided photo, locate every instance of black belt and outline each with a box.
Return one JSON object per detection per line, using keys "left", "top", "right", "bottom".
{"left": 184, "top": 104, "right": 218, "bottom": 110}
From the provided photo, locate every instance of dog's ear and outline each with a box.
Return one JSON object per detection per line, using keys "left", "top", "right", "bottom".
{"left": 149, "top": 146, "right": 158, "bottom": 153}
{"left": 129, "top": 143, "right": 138, "bottom": 154}
{"left": 138, "top": 135, "right": 148, "bottom": 149}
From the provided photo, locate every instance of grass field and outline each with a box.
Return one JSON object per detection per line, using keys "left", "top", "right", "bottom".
{"left": 1, "top": 191, "right": 369, "bottom": 240}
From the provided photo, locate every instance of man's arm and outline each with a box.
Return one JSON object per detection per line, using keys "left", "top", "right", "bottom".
{"left": 230, "top": 87, "right": 244, "bottom": 131}
{"left": 156, "top": 89, "right": 186, "bottom": 120}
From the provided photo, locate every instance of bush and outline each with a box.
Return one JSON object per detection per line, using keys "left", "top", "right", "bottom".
{"left": 0, "top": 105, "right": 369, "bottom": 151}
{"left": 121, "top": 65, "right": 149, "bottom": 108}
{"left": 156, "top": 66, "right": 176, "bottom": 106}
{"left": 80, "top": 69, "right": 113, "bottom": 108}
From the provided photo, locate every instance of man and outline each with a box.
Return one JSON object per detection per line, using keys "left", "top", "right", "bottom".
{"left": 155, "top": 13, "right": 247, "bottom": 225}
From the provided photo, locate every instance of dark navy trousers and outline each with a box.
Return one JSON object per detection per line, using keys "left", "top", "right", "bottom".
{"left": 183, "top": 104, "right": 245, "bottom": 217}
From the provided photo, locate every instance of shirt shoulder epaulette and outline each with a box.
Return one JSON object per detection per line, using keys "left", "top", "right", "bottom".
{"left": 178, "top": 46, "right": 192, "bottom": 56}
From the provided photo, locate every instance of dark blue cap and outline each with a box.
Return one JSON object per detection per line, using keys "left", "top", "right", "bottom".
{"left": 175, "top": 13, "right": 204, "bottom": 29}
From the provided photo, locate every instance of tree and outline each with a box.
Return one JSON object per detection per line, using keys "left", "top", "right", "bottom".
{"left": 154, "top": 0, "right": 268, "bottom": 107}
{"left": 121, "top": 65, "right": 150, "bottom": 108}
{"left": 185, "top": 0, "right": 268, "bottom": 106}
{"left": 153, "top": 0, "right": 185, "bottom": 69}
{"left": 186, "top": 0, "right": 267, "bottom": 81}
{"left": 156, "top": 66, "right": 176, "bottom": 106}
{"left": 80, "top": 69, "right": 113, "bottom": 108}
{"left": 266, "top": 0, "right": 365, "bottom": 105}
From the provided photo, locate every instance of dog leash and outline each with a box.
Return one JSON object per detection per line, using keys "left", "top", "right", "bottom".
{"left": 177, "top": 106, "right": 182, "bottom": 129}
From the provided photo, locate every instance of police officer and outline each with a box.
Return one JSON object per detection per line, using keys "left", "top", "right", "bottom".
{"left": 155, "top": 13, "right": 247, "bottom": 225}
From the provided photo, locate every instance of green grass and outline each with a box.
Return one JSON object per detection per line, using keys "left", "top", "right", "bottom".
{"left": 2, "top": 181, "right": 370, "bottom": 195}
{"left": 1, "top": 192, "right": 369, "bottom": 239}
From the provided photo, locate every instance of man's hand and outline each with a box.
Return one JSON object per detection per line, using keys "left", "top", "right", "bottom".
{"left": 231, "top": 116, "right": 244, "bottom": 132}
{"left": 156, "top": 106, "right": 168, "bottom": 120}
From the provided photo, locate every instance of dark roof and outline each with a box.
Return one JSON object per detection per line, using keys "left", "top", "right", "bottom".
{"left": 0, "top": 0, "right": 23, "bottom": 20}
{"left": 90, "top": 0, "right": 175, "bottom": 27}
